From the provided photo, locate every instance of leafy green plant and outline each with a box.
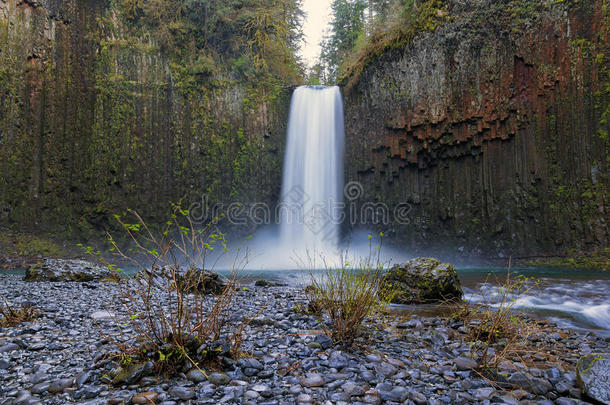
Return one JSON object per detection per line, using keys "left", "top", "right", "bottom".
{"left": 305, "top": 235, "right": 394, "bottom": 347}
{"left": 94, "top": 204, "right": 253, "bottom": 377}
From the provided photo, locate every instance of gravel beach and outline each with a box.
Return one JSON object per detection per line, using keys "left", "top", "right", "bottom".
{"left": 0, "top": 274, "right": 608, "bottom": 405}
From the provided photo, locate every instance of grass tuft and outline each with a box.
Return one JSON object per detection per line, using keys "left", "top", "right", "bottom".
{"left": 0, "top": 294, "right": 41, "bottom": 327}
{"left": 305, "top": 236, "right": 394, "bottom": 347}
{"left": 450, "top": 259, "right": 540, "bottom": 368}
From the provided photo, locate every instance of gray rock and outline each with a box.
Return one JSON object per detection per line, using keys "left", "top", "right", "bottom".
{"left": 30, "top": 382, "right": 51, "bottom": 395}
{"left": 48, "top": 377, "right": 73, "bottom": 393}
{"left": 410, "top": 391, "right": 427, "bottom": 405}
{"left": 397, "top": 319, "right": 423, "bottom": 329}
{"left": 25, "top": 259, "right": 111, "bottom": 282}
{"left": 328, "top": 352, "right": 349, "bottom": 369}
{"left": 474, "top": 387, "right": 494, "bottom": 400}
{"left": 301, "top": 375, "right": 325, "bottom": 387}
{"left": 383, "top": 386, "right": 409, "bottom": 402}
{"left": 169, "top": 386, "right": 194, "bottom": 400}
{"left": 365, "top": 354, "right": 382, "bottom": 363}
{"left": 174, "top": 267, "right": 229, "bottom": 295}
{"left": 384, "top": 257, "right": 463, "bottom": 304}
{"left": 314, "top": 334, "right": 333, "bottom": 350}
{"left": 82, "top": 385, "right": 104, "bottom": 399}
{"left": 244, "top": 390, "right": 260, "bottom": 399}
{"left": 75, "top": 371, "right": 91, "bottom": 388}
{"left": 296, "top": 393, "right": 314, "bottom": 403}
{"left": 111, "top": 361, "right": 152, "bottom": 386}
{"left": 455, "top": 356, "right": 477, "bottom": 370}
{"left": 90, "top": 310, "right": 113, "bottom": 321}
{"left": 375, "top": 362, "right": 397, "bottom": 377}
{"left": 208, "top": 372, "right": 231, "bottom": 385}
{"left": 576, "top": 353, "right": 610, "bottom": 404}
{"left": 0, "top": 358, "right": 9, "bottom": 369}
{"left": 0, "top": 343, "right": 20, "bottom": 353}
{"left": 186, "top": 369, "right": 206, "bottom": 383}
{"left": 238, "top": 357, "right": 263, "bottom": 370}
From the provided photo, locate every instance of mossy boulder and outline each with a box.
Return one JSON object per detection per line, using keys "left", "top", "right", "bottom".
{"left": 25, "top": 259, "right": 112, "bottom": 282}
{"left": 577, "top": 353, "right": 610, "bottom": 404}
{"left": 175, "top": 268, "right": 229, "bottom": 295}
{"left": 384, "top": 257, "right": 463, "bottom": 304}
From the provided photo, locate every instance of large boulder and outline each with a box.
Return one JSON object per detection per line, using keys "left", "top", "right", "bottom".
{"left": 577, "top": 353, "right": 610, "bottom": 404}
{"left": 384, "top": 257, "right": 463, "bottom": 304}
{"left": 175, "top": 268, "right": 230, "bottom": 295}
{"left": 25, "top": 258, "right": 112, "bottom": 282}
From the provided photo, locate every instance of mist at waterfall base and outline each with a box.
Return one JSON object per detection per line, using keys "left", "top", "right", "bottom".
{"left": 235, "top": 85, "right": 406, "bottom": 270}
{"left": 217, "top": 86, "right": 610, "bottom": 336}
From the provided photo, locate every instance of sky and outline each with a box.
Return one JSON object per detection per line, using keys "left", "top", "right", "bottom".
{"left": 299, "top": 0, "right": 333, "bottom": 68}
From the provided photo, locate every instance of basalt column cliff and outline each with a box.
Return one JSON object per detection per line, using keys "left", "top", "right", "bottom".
{"left": 342, "top": 0, "right": 609, "bottom": 258}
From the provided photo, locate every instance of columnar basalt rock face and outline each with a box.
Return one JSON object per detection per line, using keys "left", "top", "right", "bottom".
{"left": 342, "top": 0, "right": 609, "bottom": 258}
{"left": 0, "top": 0, "right": 288, "bottom": 237}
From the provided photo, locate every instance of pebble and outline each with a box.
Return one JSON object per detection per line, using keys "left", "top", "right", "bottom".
{"left": 207, "top": 372, "right": 231, "bottom": 385}
{"left": 186, "top": 368, "right": 206, "bottom": 383}
{"left": 132, "top": 391, "right": 159, "bottom": 404}
{"left": 455, "top": 356, "right": 477, "bottom": 370}
{"left": 0, "top": 273, "right": 607, "bottom": 405}
{"left": 168, "top": 385, "right": 194, "bottom": 400}
{"left": 300, "top": 375, "right": 325, "bottom": 387}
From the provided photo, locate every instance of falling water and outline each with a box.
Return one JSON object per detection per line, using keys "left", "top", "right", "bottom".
{"left": 279, "top": 85, "right": 344, "bottom": 255}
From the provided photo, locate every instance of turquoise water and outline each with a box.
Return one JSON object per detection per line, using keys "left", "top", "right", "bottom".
{"left": 239, "top": 266, "right": 610, "bottom": 336}
{"left": 4, "top": 265, "right": 609, "bottom": 336}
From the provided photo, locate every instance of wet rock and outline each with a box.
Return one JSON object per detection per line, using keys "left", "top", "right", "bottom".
{"left": 375, "top": 362, "right": 397, "bottom": 377}
{"left": 342, "top": 381, "right": 365, "bottom": 396}
{"left": 132, "top": 392, "right": 159, "bottom": 404}
{"left": 169, "top": 386, "right": 194, "bottom": 400}
{"left": 300, "top": 375, "right": 325, "bottom": 387}
{"left": 255, "top": 279, "right": 272, "bottom": 287}
{"left": 0, "top": 343, "right": 20, "bottom": 353}
{"left": 576, "top": 353, "right": 610, "bottom": 404}
{"left": 474, "top": 387, "right": 495, "bottom": 400}
{"left": 328, "top": 351, "right": 348, "bottom": 369}
{"left": 111, "top": 361, "right": 152, "bottom": 386}
{"left": 384, "top": 257, "right": 463, "bottom": 304}
{"left": 208, "top": 372, "right": 231, "bottom": 385}
{"left": 175, "top": 268, "right": 229, "bottom": 295}
{"left": 296, "top": 393, "right": 314, "bottom": 403}
{"left": 314, "top": 334, "right": 333, "bottom": 350}
{"left": 186, "top": 369, "right": 206, "bottom": 383}
{"left": 30, "top": 382, "right": 51, "bottom": 394}
{"left": 90, "top": 311, "right": 113, "bottom": 321}
{"left": 25, "top": 259, "right": 111, "bottom": 282}
{"left": 455, "top": 356, "right": 477, "bottom": 370}
{"left": 48, "top": 377, "right": 73, "bottom": 393}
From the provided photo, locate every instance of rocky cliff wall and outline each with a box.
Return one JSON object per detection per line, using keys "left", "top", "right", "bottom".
{"left": 342, "top": 0, "right": 609, "bottom": 258}
{"left": 0, "top": 0, "right": 288, "bottom": 238}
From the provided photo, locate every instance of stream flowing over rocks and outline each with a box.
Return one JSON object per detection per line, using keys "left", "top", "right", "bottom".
{"left": 0, "top": 274, "right": 608, "bottom": 405}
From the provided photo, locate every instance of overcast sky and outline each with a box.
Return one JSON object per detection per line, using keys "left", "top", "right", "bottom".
{"left": 299, "top": 0, "right": 333, "bottom": 68}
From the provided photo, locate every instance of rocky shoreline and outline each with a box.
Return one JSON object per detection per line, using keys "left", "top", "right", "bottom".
{"left": 0, "top": 274, "right": 608, "bottom": 405}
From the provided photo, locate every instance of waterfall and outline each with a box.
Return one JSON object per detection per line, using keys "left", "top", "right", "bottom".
{"left": 279, "top": 85, "right": 344, "bottom": 255}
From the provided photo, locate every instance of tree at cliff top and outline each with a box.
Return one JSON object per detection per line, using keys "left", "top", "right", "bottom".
{"left": 119, "top": 0, "right": 305, "bottom": 80}
{"left": 318, "top": 0, "right": 445, "bottom": 83}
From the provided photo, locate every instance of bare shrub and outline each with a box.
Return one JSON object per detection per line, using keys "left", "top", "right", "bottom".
{"left": 0, "top": 294, "right": 40, "bottom": 327}
{"left": 94, "top": 205, "right": 252, "bottom": 377}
